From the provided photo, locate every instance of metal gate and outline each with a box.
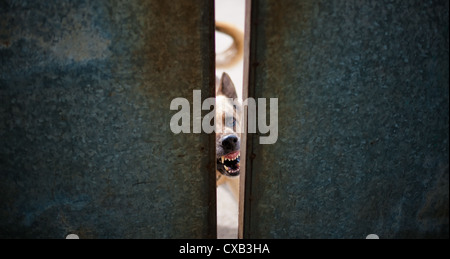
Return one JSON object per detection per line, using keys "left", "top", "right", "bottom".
{"left": 1, "top": 0, "right": 448, "bottom": 239}
{"left": 0, "top": 0, "right": 216, "bottom": 238}
{"left": 242, "top": 0, "right": 449, "bottom": 238}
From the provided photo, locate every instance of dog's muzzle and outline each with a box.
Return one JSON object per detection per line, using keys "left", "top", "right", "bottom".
{"left": 217, "top": 150, "right": 240, "bottom": 177}
{"left": 217, "top": 134, "right": 240, "bottom": 177}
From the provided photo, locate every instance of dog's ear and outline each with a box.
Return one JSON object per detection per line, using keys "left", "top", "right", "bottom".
{"left": 217, "top": 72, "right": 238, "bottom": 99}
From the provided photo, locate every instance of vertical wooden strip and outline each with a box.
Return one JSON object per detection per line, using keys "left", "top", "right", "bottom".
{"left": 241, "top": 0, "right": 261, "bottom": 239}
{"left": 238, "top": 0, "right": 252, "bottom": 239}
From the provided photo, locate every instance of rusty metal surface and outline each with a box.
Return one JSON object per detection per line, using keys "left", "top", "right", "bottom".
{"left": 0, "top": 0, "right": 215, "bottom": 238}
{"left": 244, "top": 0, "right": 449, "bottom": 238}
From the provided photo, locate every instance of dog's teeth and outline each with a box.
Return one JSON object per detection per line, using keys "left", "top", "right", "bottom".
{"left": 224, "top": 165, "right": 229, "bottom": 171}
{"left": 221, "top": 156, "right": 224, "bottom": 164}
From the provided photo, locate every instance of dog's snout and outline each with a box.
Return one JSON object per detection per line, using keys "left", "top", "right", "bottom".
{"left": 221, "top": 135, "right": 239, "bottom": 153}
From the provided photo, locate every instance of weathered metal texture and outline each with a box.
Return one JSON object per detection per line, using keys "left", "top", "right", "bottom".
{"left": 0, "top": 0, "right": 216, "bottom": 238}
{"left": 244, "top": 0, "right": 449, "bottom": 238}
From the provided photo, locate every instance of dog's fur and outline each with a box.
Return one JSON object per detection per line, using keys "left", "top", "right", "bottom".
{"left": 215, "top": 22, "right": 244, "bottom": 69}
{"left": 215, "top": 22, "right": 243, "bottom": 200}
{"left": 215, "top": 73, "right": 241, "bottom": 200}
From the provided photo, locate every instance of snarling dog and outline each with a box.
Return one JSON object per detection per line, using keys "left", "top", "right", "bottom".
{"left": 215, "top": 22, "right": 243, "bottom": 199}
{"left": 216, "top": 72, "right": 241, "bottom": 199}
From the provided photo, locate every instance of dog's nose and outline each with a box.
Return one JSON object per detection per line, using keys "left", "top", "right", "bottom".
{"left": 221, "top": 135, "right": 238, "bottom": 152}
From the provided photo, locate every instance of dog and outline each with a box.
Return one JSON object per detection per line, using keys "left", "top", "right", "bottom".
{"left": 215, "top": 72, "right": 241, "bottom": 200}
{"left": 215, "top": 22, "right": 243, "bottom": 200}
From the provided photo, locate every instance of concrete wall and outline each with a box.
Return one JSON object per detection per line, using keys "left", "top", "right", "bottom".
{"left": 244, "top": 0, "right": 449, "bottom": 238}
{"left": 0, "top": 0, "right": 215, "bottom": 238}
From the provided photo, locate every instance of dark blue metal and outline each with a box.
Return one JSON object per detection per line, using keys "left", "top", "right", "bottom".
{"left": 0, "top": 0, "right": 216, "bottom": 238}
{"left": 244, "top": 0, "right": 449, "bottom": 238}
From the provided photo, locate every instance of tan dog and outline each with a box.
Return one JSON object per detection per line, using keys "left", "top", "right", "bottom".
{"left": 215, "top": 22, "right": 243, "bottom": 200}
{"left": 216, "top": 72, "right": 241, "bottom": 200}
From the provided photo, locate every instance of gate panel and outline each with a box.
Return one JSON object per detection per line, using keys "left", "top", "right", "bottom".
{"left": 0, "top": 0, "right": 215, "bottom": 238}
{"left": 244, "top": 0, "right": 449, "bottom": 238}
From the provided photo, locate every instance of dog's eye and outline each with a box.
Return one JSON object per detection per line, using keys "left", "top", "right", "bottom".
{"left": 225, "top": 117, "right": 236, "bottom": 128}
